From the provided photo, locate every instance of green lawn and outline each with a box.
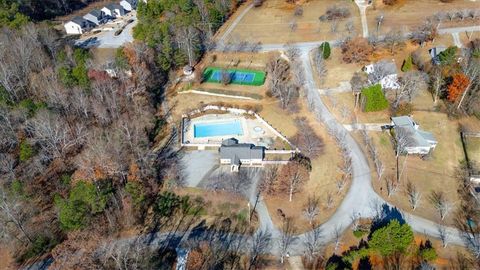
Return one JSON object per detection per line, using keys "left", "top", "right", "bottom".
{"left": 203, "top": 67, "right": 266, "bottom": 86}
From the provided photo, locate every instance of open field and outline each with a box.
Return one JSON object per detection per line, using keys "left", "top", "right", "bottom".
{"left": 366, "top": 0, "right": 480, "bottom": 37}
{"left": 263, "top": 99, "right": 347, "bottom": 233}
{"left": 464, "top": 135, "right": 480, "bottom": 172}
{"left": 173, "top": 187, "right": 258, "bottom": 230}
{"left": 226, "top": 0, "right": 362, "bottom": 44}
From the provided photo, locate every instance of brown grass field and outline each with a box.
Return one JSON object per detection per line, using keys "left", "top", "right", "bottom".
{"left": 226, "top": 0, "right": 362, "bottom": 44}
{"left": 366, "top": 0, "right": 480, "bottom": 37}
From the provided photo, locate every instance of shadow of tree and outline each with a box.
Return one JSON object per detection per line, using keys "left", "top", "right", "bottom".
{"left": 370, "top": 203, "right": 405, "bottom": 234}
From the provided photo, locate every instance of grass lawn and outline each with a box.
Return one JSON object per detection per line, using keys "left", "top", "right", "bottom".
{"left": 226, "top": 0, "right": 361, "bottom": 44}
{"left": 263, "top": 99, "right": 347, "bottom": 233}
{"left": 173, "top": 187, "right": 258, "bottom": 232}
{"left": 356, "top": 111, "right": 464, "bottom": 225}
{"left": 366, "top": 0, "right": 480, "bottom": 37}
{"left": 464, "top": 136, "right": 480, "bottom": 172}
{"left": 203, "top": 67, "right": 266, "bottom": 86}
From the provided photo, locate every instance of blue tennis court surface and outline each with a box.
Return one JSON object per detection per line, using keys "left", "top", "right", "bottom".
{"left": 210, "top": 70, "right": 256, "bottom": 83}
{"left": 194, "top": 120, "right": 244, "bottom": 138}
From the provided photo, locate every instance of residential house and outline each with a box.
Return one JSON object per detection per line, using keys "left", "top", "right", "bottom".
{"left": 363, "top": 60, "right": 400, "bottom": 90}
{"left": 64, "top": 17, "right": 93, "bottom": 35}
{"left": 120, "top": 0, "right": 138, "bottom": 11}
{"left": 219, "top": 138, "right": 264, "bottom": 172}
{"left": 391, "top": 116, "right": 437, "bottom": 155}
{"left": 83, "top": 9, "right": 105, "bottom": 25}
{"left": 429, "top": 46, "right": 447, "bottom": 65}
{"left": 101, "top": 3, "right": 125, "bottom": 18}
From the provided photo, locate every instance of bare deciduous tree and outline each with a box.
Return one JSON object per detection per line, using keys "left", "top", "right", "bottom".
{"left": 278, "top": 218, "right": 297, "bottom": 264}
{"left": 385, "top": 178, "right": 398, "bottom": 197}
{"left": 291, "top": 117, "right": 324, "bottom": 159}
{"left": 405, "top": 181, "right": 421, "bottom": 210}
{"left": 248, "top": 230, "right": 272, "bottom": 270}
{"left": 429, "top": 190, "right": 452, "bottom": 220}
{"left": 303, "top": 196, "right": 320, "bottom": 225}
{"left": 303, "top": 227, "right": 323, "bottom": 264}
{"left": 278, "top": 161, "right": 309, "bottom": 202}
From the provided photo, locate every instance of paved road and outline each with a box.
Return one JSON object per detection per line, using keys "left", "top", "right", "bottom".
{"left": 438, "top": 25, "right": 480, "bottom": 35}
{"left": 294, "top": 49, "right": 465, "bottom": 249}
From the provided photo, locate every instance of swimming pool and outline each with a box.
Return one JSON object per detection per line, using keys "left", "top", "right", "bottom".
{"left": 194, "top": 120, "right": 244, "bottom": 138}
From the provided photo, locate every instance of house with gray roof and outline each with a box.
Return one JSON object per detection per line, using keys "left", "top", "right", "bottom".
{"left": 64, "top": 17, "right": 94, "bottom": 35}
{"left": 120, "top": 0, "right": 138, "bottom": 11}
{"left": 219, "top": 138, "right": 264, "bottom": 172}
{"left": 391, "top": 116, "right": 437, "bottom": 155}
{"left": 83, "top": 9, "right": 106, "bottom": 25}
{"left": 363, "top": 60, "right": 400, "bottom": 90}
{"left": 101, "top": 3, "right": 125, "bottom": 18}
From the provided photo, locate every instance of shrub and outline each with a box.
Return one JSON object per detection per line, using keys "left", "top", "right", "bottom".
{"left": 55, "top": 180, "right": 112, "bottom": 231}
{"left": 439, "top": 46, "right": 458, "bottom": 65}
{"left": 361, "top": 84, "right": 389, "bottom": 112}
{"left": 383, "top": 0, "right": 398, "bottom": 5}
{"left": 253, "top": 0, "right": 263, "bottom": 7}
{"left": 401, "top": 55, "right": 413, "bottom": 72}
{"left": 319, "top": 42, "right": 331, "bottom": 59}
{"left": 19, "top": 140, "right": 35, "bottom": 161}
{"left": 419, "top": 240, "right": 438, "bottom": 261}
{"left": 353, "top": 229, "right": 367, "bottom": 238}
{"left": 16, "top": 235, "right": 58, "bottom": 264}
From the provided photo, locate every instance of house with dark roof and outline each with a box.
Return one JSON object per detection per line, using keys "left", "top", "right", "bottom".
{"left": 83, "top": 9, "right": 106, "bottom": 25}
{"left": 391, "top": 116, "right": 437, "bottom": 155}
{"left": 219, "top": 138, "right": 264, "bottom": 172}
{"left": 363, "top": 60, "right": 400, "bottom": 90}
{"left": 120, "top": 0, "right": 138, "bottom": 11}
{"left": 101, "top": 3, "right": 125, "bottom": 18}
{"left": 64, "top": 17, "right": 93, "bottom": 35}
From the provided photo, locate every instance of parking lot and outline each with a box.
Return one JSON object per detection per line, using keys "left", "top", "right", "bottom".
{"left": 75, "top": 12, "right": 137, "bottom": 49}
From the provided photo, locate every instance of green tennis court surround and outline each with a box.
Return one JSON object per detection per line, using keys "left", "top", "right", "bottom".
{"left": 203, "top": 67, "right": 266, "bottom": 86}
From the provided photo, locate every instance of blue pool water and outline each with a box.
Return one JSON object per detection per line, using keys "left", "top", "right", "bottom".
{"left": 194, "top": 120, "right": 244, "bottom": 138}
{"left": 210, "top": 70, "right": 255, "bottom": 83}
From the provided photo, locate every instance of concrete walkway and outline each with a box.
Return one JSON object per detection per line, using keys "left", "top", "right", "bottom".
{"left": 343, "top": 123, "right": 388, "bottom": 132}
{"left": 318, "top": 81, "right": 352, "bottom": 95}
{"left": 452, "top": 32, "right": 462, "bottom": 48}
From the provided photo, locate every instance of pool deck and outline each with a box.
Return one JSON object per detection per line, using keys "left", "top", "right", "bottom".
{"left": 183, "top": 113, "right": 277, "bottom": 148}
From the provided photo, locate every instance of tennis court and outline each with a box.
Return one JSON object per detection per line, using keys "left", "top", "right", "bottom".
{"left": 203, "top": 67, "right": 266, "bottom": 86}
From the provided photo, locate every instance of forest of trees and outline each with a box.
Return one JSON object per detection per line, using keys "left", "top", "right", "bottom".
{"left": 0, "top": 0, "right": 247, "bottom": 268}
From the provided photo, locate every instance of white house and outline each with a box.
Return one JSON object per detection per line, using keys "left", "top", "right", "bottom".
{"left": 120, "top": 0, "right": 138, "bottom": 11}
{"left": 64, "top": 17, "right": 93, "bottom": 35}
{"left": 391, "top": 116, "right": 437, "bottom": 155}
{"left": 363, "top": 60, "right": 400, "bottom": 90}
{"left": 219, "top": 138, "right": 264, "bottom": 172}
{"left": 101, "top": 3, "right": 125, "bottom": 18}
